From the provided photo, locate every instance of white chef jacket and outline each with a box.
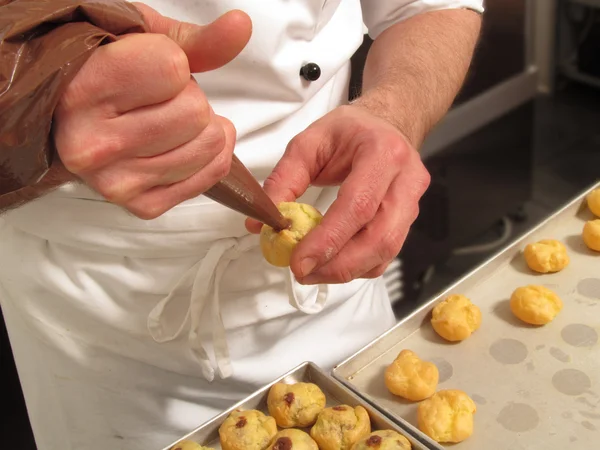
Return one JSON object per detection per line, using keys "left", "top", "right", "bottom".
{"left": 0, "top": 1, "right": 484, "bottom": 449}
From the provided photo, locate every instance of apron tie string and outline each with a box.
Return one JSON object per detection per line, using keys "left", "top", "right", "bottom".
{"left": 147, "top": 234, "right": 329, "bottom": 382}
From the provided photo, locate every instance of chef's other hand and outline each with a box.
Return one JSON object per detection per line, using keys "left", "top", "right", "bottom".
{"left": 247, "top": 105, "right": 430, "bottom": 285}
{"left": 53, "top": 4, "right": 252, "bottom": 219}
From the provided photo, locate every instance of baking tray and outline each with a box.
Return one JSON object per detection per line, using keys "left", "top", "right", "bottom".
{"left": 163, "top": 362, "right": 441, "bottom": 450}
{"left": 333, "top": 182, "right": 600, "bottom": 449}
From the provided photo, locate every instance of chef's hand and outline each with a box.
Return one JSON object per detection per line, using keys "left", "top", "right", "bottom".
{"left": 247, "top": 105, "right": 430, "bottom": 284}
{"left": 53, "top": 4, "right": 251, "bottom": 219}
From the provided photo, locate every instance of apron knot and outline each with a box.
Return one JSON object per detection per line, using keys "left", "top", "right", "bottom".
{"left": 146, "top": 235, "right": 257, "bottom": 381}
{"left": 147, "top": 233, "right": 329, "bottom": 382}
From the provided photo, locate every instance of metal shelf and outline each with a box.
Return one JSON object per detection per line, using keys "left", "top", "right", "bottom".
{"left": 556, "top": 0, "right": 600, "bottom": 89}
{"left": 568, "top": 0, "right": 600, "bottom": 8}
{"left": 560, "top": 61, "right": 600, "bottom": 88}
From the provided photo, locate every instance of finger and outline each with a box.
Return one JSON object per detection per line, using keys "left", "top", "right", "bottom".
{"left": 123, "top": 116, "right": 235, "bottom": 219}
{"left": 245, "top": 218, "right": 263, "bottom": 234}
{"left": 291, "top": 148, "right": 396, "bottom": 278}
{"left": 134, "top": 3, "right": 252, "bottom": 73}
{"left": 62, "top": 78, "right": 213, "bottom": 173}
{"left": 363, "top": 262, "right": 392, "bottom": 279}
{"left": 58, "top": 33, "right": 191, "bottom": 116}
{"left": 108, "top": 79, "right": 211, "bottom": 158}
{"left": 296, "top": 157, "right": 429, "bottom": 284}
{"left": 296, "top": 177, "right": 411, "bottom": 284}
{"left": 89, "top": 116, "right": 230, "bottom": 205}
{"left": 244, "top": 133, "right": 318, "bottom": 234}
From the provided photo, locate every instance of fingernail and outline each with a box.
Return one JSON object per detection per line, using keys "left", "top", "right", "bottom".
{"left": 299, "top": 258, "right": 318, "bottom": 277}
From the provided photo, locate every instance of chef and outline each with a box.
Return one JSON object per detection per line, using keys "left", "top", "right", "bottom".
{"left": 0, "top": 1, "right": 483, "bottom": 449}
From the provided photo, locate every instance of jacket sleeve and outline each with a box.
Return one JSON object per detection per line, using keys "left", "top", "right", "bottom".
{"left": 360, "top": 0, "right": 485, "bottom": 40}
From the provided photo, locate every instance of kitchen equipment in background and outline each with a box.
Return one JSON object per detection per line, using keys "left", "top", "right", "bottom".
{"left": 556, "top": 0, "right": 600, "bottom": 88}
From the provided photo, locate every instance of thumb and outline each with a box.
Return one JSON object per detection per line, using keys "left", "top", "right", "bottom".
{"left": 133, "top": 3, "right": 252, "bottom": 73}
{"left": 245, "top": 138, "right": 316, "bottom": 234}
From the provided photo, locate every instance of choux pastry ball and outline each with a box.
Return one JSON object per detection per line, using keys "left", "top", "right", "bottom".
{"left": 310, "top": 405, "right": 371, "bottom": 450}
{"left": 417, "top": 390, "right": 476, "bottom": 443}
{"left": 268, "top": 429, "right": 319, "bottom": 450}
{"left": 523, "top": 239, "right": 569, "bottom": 273}
{"left": 510, "top": 285, "right": 563, "bottom": 325}
{"left": 260, "top": 202, "right": 323, "bottom": 267}
{"left": 430, "top": 294, "right": 481, "bottom": 342}
{"left": 267, "top": 382, "right": 326, "bottom": 428}
{"left": 350, "top": 430, "right": 411, "bottom": 450}
{"left": 219, "top": 409, "right": 277, "bottom": 450}
{"left": 384, "top": 350, "right": 438, "bottom": 401}
{"left": 583, "top": 219, "right": 600, "bottom": 252}
{"left": 587, "top": 188, "right": 600, "bottom": 217}
{"left": 170, "top": 441, "right": 213, "bottom": 450}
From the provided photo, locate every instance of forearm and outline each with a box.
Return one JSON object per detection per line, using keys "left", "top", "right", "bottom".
{"left": 354, "top": 8, "right": 482, "bottom": 148}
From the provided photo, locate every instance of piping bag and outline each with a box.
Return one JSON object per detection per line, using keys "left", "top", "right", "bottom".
{"left": 204, "top": 155, "right": 289, "bottom": 231}
{"left": 0, "top": 0, "right": 289, "bottom": 231}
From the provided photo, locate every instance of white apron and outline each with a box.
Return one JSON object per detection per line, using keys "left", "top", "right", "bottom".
{"left": 0, "top": 0, "right": 483, "bottom": 449}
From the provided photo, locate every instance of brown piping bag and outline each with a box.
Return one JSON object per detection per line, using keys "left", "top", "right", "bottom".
{"left": 0, "top": 0, "right": 288, "bottom": 230}
{"left": 0, "top": 0, "right": 146, "bottom": 194}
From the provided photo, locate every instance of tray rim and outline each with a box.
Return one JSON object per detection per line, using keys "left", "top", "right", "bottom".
{"left": 331, "top": 180, "right": 599, "bottom": 446}
{"left": 161, "top": 362, "right": 314, "bottom": 450}
{"left": 333, "top": 179, "right": 599, "bottom": 379}
{"left": 162, "top": 361, "right": 443, "bottom": 450}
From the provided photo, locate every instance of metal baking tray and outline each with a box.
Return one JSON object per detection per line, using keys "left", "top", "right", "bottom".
{"left": 333, "top": 182, "right": 600, "bottom": 449}
{"left": 163, "top": 362, "right": 440, "bottom": 450}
